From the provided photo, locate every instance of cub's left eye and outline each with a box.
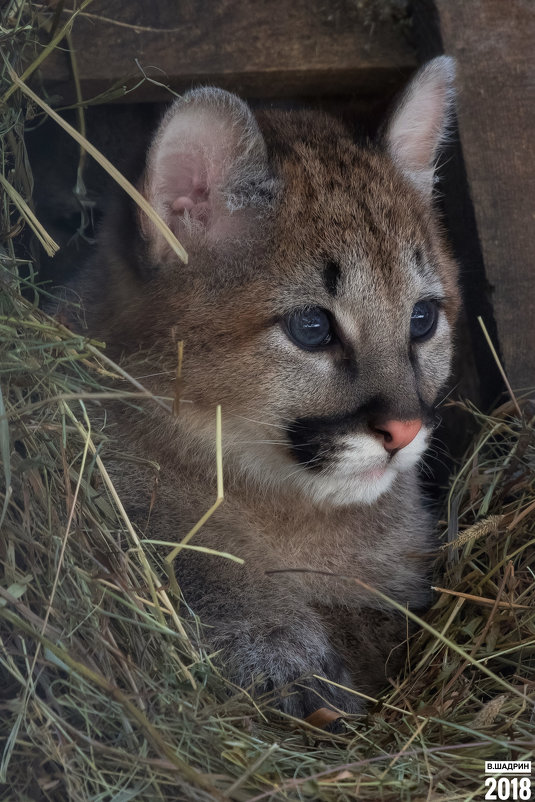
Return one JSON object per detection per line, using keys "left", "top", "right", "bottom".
{"left": 284, "top": 307, "right": 333, "bottom": 350}
{"left": 410, "top": 300, "right": 438, "bottom": 341}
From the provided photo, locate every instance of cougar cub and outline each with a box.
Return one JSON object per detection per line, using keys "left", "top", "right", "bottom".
{"left": 74, "top": 57, "right": 459, "bottom": 718}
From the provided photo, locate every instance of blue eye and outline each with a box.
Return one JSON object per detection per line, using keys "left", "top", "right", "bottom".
{"left": 410, "top": 300, "right": 438, "bottom": 340}
{"left": 285, "top": 307, "right": 333, "bottom": 350}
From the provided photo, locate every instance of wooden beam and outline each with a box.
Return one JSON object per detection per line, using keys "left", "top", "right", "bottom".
{"left": 432, "top": 0, "right": 535, "bottom": 392}
{"left": 38, "top": 0, "right": 416, "bottom": 103}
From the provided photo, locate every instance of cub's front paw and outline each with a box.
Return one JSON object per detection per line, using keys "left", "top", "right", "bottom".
{"left": 275, "top": 648, "right": 364, "bottom": 720}
{"left": 218, "top": 622, "right": 364, "bottom": 720}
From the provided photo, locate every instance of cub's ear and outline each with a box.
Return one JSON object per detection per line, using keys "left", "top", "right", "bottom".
{"left": 385, "top": 56, "right": 456, "bottom": 197}
{"left": 142, "top": 87, "right": 274, "bottom": 261}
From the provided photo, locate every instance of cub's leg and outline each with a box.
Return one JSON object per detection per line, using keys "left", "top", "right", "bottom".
{"left": 176, "top": 552, "right": 363, "bottom": 718}
{"left": 317, "top": 604, "right": 417, "bottom": 700}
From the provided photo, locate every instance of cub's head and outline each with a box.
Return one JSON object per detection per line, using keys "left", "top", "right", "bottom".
{"left": 98, "top": 57, "right": 459, "bottom": 506}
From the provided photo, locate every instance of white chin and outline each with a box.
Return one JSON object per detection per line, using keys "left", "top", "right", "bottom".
{"left": 296, "top": 465, "right": 397, "bottom": 506}
{"left": 291, "top": 428, "right": 429, "bottom": 507}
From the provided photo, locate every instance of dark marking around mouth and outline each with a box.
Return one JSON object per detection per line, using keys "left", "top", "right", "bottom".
{"left": 323, "top": 260, "right": 341, "bottom": 297}
{"left": 287, "top": 398, "right": 436, "bottom": 472}
{"left": 286, "top": 418, "right": 336, "bottom": 471}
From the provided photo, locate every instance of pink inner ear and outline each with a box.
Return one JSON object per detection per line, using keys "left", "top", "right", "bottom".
{"left": 144, "top": 93, "right": 270, "bottom": 250}
{"left": 386, "top": 57, "right": 455, "bottom": 195}
{"left": 171, "top": 181, "right": 210, "bottom": 217}
{"left": 172, "top": 197, "right": 194, "bottom": 212}
{"left": 157, "top": 151, "right": 211, "bottom": 221}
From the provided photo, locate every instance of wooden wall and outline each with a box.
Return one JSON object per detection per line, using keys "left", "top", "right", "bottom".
{"left": 432, "top": 0, "right": 535, "bottom": 394}
{"left": 41, "top": 0, "right": 416, "bottom": 101}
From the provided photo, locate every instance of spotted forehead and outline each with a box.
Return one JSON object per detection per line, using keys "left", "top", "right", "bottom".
{"left": 261, "top": 109, "right": 454, "bottom": 308}
{"left": 274, "top": 141, "right": 431, "bottom": 260}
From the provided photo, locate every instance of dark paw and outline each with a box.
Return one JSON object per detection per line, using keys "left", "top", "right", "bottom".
{"left": 217, "top": 620, "right": 365, "bottom": 721}
{"left": 274, "top": 649, "right": 364, "bottom": 720}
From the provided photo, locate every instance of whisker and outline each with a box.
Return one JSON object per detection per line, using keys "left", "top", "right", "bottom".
{"left": 282, "top": 445, "right": 334, "bottom": 481}
{"left": 229, "top": 413, "right": 288, "bottom": 431}
{"left": 235, "top": 440, "right": 289, "bottom": 446}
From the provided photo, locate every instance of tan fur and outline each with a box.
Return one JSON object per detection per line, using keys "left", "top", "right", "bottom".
{"left": 71, "top": 58, "right": 460, "bottom": 717}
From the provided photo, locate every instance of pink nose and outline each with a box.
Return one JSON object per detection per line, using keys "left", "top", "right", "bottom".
{"left": 371, "top": 419, "right": 422, "bottom": 453}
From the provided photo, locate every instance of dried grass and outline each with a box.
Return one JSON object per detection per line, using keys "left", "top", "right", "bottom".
{"left": 1, "top": 4, "right": 534, "bottom": 800}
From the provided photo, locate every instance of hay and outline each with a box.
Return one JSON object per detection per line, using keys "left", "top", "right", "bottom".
{"left": 1, "top": 4, "right": 534, "bottom": 800}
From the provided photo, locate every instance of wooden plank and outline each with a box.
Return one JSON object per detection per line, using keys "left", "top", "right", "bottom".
{"left": 431, "top": 0, "right": 535, "bottom": 392}
{"left": 38, "top": 0, "right": 416, "bottom": 103}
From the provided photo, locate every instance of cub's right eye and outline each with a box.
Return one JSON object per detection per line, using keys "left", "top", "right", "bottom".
{"left": 283, "top": 307, "right": 333, "bottom": 350}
